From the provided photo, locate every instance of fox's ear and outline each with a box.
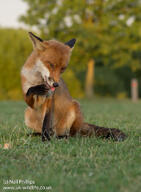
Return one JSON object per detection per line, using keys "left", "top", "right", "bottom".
{"left": 28, "top": 32, "right": 45, "bottom": 50}
{"left": 65, "top": 38, "right": 76, "bottom": 49}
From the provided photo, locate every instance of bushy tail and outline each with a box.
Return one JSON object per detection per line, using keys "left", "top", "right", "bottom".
{"left": 80, "top": 123, "right": 127, "bottom": 141}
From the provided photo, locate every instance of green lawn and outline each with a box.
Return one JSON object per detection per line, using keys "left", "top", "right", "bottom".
{"left": 0, "top": 99, "right": 141, "bottom": 192}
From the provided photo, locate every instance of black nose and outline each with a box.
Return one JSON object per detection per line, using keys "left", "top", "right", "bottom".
{"left": 53, "top": 82, "right": 59, "bottom": 87}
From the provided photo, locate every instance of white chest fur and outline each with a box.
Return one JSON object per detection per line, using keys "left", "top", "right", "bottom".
{"left": 22, "top": 59, "right": 50, "bottom": 84}
{"left": 21, "top": 59, "right": 50, "bottom": 93}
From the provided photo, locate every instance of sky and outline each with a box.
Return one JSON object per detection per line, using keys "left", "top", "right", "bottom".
{"left": 0, "top": 0, "right": 27, "bottom": 28}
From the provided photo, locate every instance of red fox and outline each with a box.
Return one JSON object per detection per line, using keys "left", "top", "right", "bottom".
{"left": 21, "top": 32, "right": 127, "bottom": 141}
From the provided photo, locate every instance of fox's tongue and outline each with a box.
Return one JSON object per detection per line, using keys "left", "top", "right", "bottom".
{"left": 51, "top": 87, "right": 55, "bottom": 91}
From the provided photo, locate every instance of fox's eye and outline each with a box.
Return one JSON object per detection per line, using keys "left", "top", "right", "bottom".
{"left": 49, "top": 63, "right": 54, "bottom": 68}
{"left": 61, "top": 67, "right": 66, "bottom": 73}
{"left": 47, "top": 61, "right": 54, "bottom": 68}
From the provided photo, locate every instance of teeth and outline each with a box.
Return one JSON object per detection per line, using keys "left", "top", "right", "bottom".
{"left": 44, "top": 81, "right": 51, "bottom": 89}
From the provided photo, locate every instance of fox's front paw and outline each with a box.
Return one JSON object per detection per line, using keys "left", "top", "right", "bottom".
{"left": 110, "top": 128, "right": 127, "bottom": 141}
{"left": 26, "top": 84, "right": 49, "bottom": 96}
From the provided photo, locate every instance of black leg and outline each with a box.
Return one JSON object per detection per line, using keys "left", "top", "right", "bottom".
{"left": 42, "top": 111, "right": 52, "bottom": 142}
{"left": 41, "top": 92, "right": 55, "bottom": 142}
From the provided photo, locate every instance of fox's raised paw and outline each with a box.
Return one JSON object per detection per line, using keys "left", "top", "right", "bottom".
{"left": 26, "top": 84, "right": 49, "bottom": 96}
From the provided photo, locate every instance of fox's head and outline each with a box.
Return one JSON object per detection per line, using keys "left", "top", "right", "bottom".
{"left": 29, "top": 32, "right": 76, "bottom": 90}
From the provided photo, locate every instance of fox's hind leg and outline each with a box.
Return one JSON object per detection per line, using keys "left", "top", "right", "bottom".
{"left": 69, "top": 101, "right": 84, "bottom": 136}
{"left": 55, "top": 102, "right": 79, "bottom": 137}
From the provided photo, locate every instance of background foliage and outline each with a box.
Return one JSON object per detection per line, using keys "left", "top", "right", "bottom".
{"left": 0, "top": 0, "right": 141, "bottom": 99}
{"left": 0, "top": 28, "right": 32, "bottom": 100}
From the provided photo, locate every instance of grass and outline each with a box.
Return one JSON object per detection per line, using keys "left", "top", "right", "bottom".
{"left": 0, "top": 99, "right": 141, "bottom": 192}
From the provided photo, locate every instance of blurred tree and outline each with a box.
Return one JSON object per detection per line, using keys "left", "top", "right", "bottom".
{"left": 0, "top": 28, "right": 32, "bottom": 100}
{"left": 20, "top": 0, "right": 141, "bottom": 69}
{"left": 85, "top": 59, "right": 94, "bottom": 98}
{"left": 19, "top": 0, "right": 141, "bottom": 97}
